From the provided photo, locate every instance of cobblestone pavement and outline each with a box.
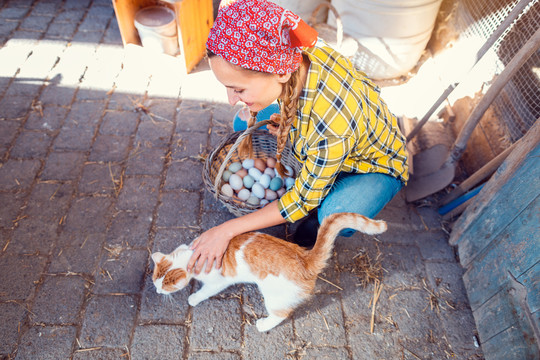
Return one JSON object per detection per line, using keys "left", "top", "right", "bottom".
{"left": 0, "top": 0, "right": 485, "bottom": 359}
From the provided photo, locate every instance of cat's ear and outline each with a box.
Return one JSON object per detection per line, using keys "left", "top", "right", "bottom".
{"left": 151, "top": 252, "right": 165, "bottom": 264}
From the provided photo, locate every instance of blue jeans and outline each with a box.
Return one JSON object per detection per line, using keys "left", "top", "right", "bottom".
{"left": 318, "top": 172, "right": 403, "bottom": 237}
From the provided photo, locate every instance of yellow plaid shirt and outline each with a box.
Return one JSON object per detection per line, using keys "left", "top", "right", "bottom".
{"left": 278, "top": 41, "right": 409, "bottom": 222}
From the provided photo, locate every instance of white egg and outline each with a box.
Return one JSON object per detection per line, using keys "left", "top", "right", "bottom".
{"left": 259, "top": 174, "right": 271, "bottom": 189}
{"left": 251, "top": 182, "right": 265, "bottom": 199}
{"left": 229, "top": 174, "right": 243, "bottom": 191}
{"left": 242, "top": 158, "right": 254, "bottom": 169}
{"left": 248, "top": 167, "right": 262, "bottom": 181}
{"left": 222, "top": 170, "right": 232, "bottom": 182}
{"left": 265, "top": 189, "right": 277, "bottom": 201}
{"left": 228, "top": 162, "right": 242, "bottom": 173}
{"left": 237, "top": 188, "right": 251, "bottom": 201}
{"left": 247, "top": 196, "right": 260, "bottom": 206}
{"left": 277, "top": 188, "right": 286, "bottom": 197}
{"left": 221, "top": 183, "right": 233, "bottom": 197}
{"left": 264, "top": 167, "right": 275, "bottom": 178}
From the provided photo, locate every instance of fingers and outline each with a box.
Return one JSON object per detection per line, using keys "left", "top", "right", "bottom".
{"left": 187, "top": 250, "right": 200, "bottom": 273}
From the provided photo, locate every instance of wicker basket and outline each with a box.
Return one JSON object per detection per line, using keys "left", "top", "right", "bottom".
{"left": 203, "top": 120, "right": 302, "bottom": 217}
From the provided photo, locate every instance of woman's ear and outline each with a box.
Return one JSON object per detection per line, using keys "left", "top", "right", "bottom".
{"left": 277, "top": 73, "right": 292, "bottom": 84}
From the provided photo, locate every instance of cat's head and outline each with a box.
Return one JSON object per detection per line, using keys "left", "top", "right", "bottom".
{"left": 151, "top": 245, "right": 192, "bottom": 295}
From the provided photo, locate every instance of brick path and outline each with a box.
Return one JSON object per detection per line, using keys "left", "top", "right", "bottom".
{"left": 0, "top": 0, "right": 484, "bottom": 359}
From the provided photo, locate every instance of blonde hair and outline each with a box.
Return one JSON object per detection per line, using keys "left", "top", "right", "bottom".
{"left": 238, "top": 70, "right": 301, "bottom": 177}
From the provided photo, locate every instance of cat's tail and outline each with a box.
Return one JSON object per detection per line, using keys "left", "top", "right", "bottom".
{"left": 305, "top": 212, "right": 387, "bottom": 273}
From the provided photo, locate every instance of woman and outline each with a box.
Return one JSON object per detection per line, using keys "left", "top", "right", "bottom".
{"left": 187, "top": 0, "right": 408, "bottom": 274}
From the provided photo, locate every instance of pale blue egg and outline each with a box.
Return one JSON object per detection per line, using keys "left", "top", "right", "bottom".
{"left": 222, "top": 169, "right": 232, "bottom": 182}
{"left": 251, "top": 182, "right": 265, "bottom": 199}
{"left": 237, "top": 188, "right": 251, "bottom": 201}
{"left": 247, "top": 195, "right": 260, "bottom": 206}
{"left": 269, "top": 177, "right": 283, "bottom": 191}
{"left": 229, "top": 173, "right": 243, "bottom": 191}
{"left": 285, "top": 177, "right": 295, "bottom": 190}
{"left": 248, "top": 167, "right": 262, "bottom": 181}
{"left": 243, "top": 175, "right": 255, "bottom": 189}
{"left": 260, "top": 199, "right": 269, "bottom": 206}
{"left": 228, "top": 162, "right": 242, "bottom": 173}
{"left": 264, "top": 167, "right": 275, "bottom": 178}
{"left": 259, "top": 174, "right": 271, "bottom": 189}
{"left": 284, "top": 165, "right": 294, "bottom": 177}
{"left": 242, "top": 158, "right": 255, "bottom": 169}
{"left": 265, "top": 189, "right": 277, "bottom": 201}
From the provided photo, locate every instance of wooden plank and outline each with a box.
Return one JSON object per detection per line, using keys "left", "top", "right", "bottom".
{"left": 454, "top": 143, "right": 540, "bottom": 267}
{"left": 462, "top": 194, "right": 540, "bottom": 311}
{"left": 518, "top": 261, "right": 540, "bottom": 314}
{"left": 481, "top": 319, "right": 540, "bottom": 360}
{"left": 450, "top": 119, "right": 540, "bottom": 248}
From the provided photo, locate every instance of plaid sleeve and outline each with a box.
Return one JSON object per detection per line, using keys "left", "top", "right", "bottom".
{"left": 278, "top": 135, "right": 354, "bottom": 222}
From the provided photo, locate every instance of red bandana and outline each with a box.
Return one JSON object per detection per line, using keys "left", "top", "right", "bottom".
{"left": 207, "top": 0, "right": 318, "bottom": 74}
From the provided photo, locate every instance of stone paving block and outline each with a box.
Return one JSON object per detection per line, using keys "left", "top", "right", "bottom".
{"left": 0, "top": 254, "right": 47, "bottom": 301}
{"left": 54, "top": 8, "right": 86, "bottom": 23}
{"left": 10, "top": 130, "right": 52, "bottom": 158}
{"left": 0, "top": 159, "right": 41, "bottom": 191}
{"left": 62, "top": 196, "right": 112, "bottom": 234}
{"left": 171, "top": 132, "right": 208, "bottom": 159}
{"left": 45, "top": 21, "right": 78, "bottom": 40}
{"left": 0, "top": 120, "right": 19, "bottom": 148}
{"left": 0, "top": 19, "right": 19, "bottom": 35}
{"left": 0, "top": 7, "right": 30, "bottom": 19}
{"left": 164, "top": 160, "right": 203, "bottom": 191}
{"left": 24, "top": 104, "right": 68, "bottom": 130}
{"left": 116, "top": 176, "right": 160, "bottom": 211}
{"left": 242, "top": 321, "right": 294, "bottom": 360}
{"left": 143, "top": 98, "right": 178, "bottom": 122}
{"left": 19, "top": 14, "right": 53, "bottom": 32}
{"left": 65, "top": 100, "right": 106, "bottom": 128}
{"left": 294, "top": 294, "right": 347, "bottom": 347}
{"left": 152, "top": 228, "right": 198, "bottom": 253}
{"left": 0, "top": 95, "right": 33, "bottom": 120}
{"left": 79, "top": 295, "right": 137, "bottom": 348}
{"left": 79, "top": 162, "right": 121, "bottom": 195}
{"left": 376, "top": 222, "right": 420, "bottom": 245}
{"left": 131, "top": 325, "right": 186, "bottom": 360}
{"left": 41, "top": 151, "right": 85, "bottom": 180}
{"left": 31, "top": 275, "right": 87, "bottom": 324}
{"left": 107, "top": 93, "right": 142, "bottom": 112}
{"left": 99, "top": 110, "right": 138, "bottom": 136}
{"left": 416, "top": 230, "right": 455, "bottom": 261}
{"left": 3, "top": 80, "right": 43, "bottom": 99}
{"left": 379, "top": 244, "right": 427, "bottom": 289}
{"left": 94, "top": 249, "right": 148, "bottom": 294}
{"left": 86, "top": 4, "right": 115, "bottom": 18}
{"left": 24, "top": 181, "right": 73, "bottom": 221}
{"left": 106, "top": 209, "right": 153, "bottom": 248}
{"left": 190, "top": 297, "right": 242, "bottom": 351}
{"left": 72, "top": 347, "right": 127, "bottom": 360}
{"left": 156, "top": 191, "right": 200, "bottom": 228}
{"left": 9, "top": 218, "right": 58, "bottom": 255}
{"left": 103, "top": 24, "right": 122, "bottom": 45}
{"left": 189, "top": 352, "right": 241, "bottom": 360}
{"left": 135, "top": 119, "right": 174, "bottom": 148}
{"left": 199, "top": 211, "right": 235, "bottom": 233}
{"left": 72, "top": 30, "right": 104, "bottom": 44}
{"left": 176, "top": 101, "right": 212, "bottom": 133}
{"left": 0, "top": 192, "right": 26, "bottom": 228}
{"left": 0, "top": 302, "right": 28, "bottom": 353}
{"left": 425, "top": 261, "right": 469, "bottom": 306}
{"left": 139, "top": 273, "right": 191, "bottom": 324}
{"left": 126, "top": 146, "right": 167, "bottom": 176}
{"left": 53, "top": 127, "right": 96, "bottom": 151}
{"left": 303, "top": 347, "right": 351, "bottom": 359}
{"left": 201, "top": 189, "right": 228, "bottom": 213}
{"left": 31, "top": 1, "right": 63, "bottom": 15}
{"left": 88, "top": 134, "right": 130, "bottom": 162}
{"left": 16, "top": 325, "right": 76, "bottom": 360}
{"left": 49, "top": 233, "right": 104, "bottom": 274}
{"left": 38, "top": 84, "right": 78, "bottom": 107}
{"left": 346, "top": 324, "right": 402, "bottom": 359}
{"left": 410, "top": 204, "right": 445, "bottom": 231}
{"left": 64, "top": 0, "right": 92, "bottom": 10}
{"left": 78, "top": 14, "right": 111, "bottom": 32}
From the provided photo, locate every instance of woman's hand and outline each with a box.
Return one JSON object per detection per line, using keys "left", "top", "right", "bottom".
{"left": 187, "top": 225, "right": 234, "bottom": 274}
{"left": 267, "top": 113, "right": 280, "bottom": 137}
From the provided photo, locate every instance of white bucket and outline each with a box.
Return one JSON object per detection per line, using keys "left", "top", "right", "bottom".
{"left": 134, "top": 6, "right": 179, "bottom": 56}
{"left": 328, "top": 0, "right": 442, "bottom": 79}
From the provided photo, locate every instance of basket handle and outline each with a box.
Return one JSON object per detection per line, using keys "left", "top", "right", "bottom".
{"left": 213, "top": 119, "right": 274, "bottom": 197}
{"left": 309, "top": 2, "right": 343, "bottom": 50}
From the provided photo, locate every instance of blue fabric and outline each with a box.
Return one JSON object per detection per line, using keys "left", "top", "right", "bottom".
{"left": 317, "top": 172, "right": 403, "bottom": 237}
{"left": 233, "top": 103, "right": 280, "bottom": 131}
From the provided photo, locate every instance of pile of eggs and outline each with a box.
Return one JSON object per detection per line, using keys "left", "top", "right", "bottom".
{"left": 220, "top": 157, "right": 295, "bottom": 207}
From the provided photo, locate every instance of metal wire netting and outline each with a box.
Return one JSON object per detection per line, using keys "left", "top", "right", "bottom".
{"left": 451, "top": 0, "right": 539, "bottom": 141}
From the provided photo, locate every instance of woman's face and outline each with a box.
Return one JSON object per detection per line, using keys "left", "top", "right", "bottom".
{"left": 209, "top": 55, "right": 291, "bottom": 112}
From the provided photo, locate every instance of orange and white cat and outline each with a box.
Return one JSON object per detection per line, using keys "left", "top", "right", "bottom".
{"left": 151, "top": 212, "right": 386, "bottom": 332}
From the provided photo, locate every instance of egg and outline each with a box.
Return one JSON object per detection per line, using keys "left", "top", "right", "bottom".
{"left": 242, "top": 158, "right": 254, "bottom": 169}
{"left": 228, "top": 161, "right": 242, "bottom": 173}
{"left": 235, "top": 168, "right": 248, "bottom": 178}
{"left": 260, "top": 199, "right": 269, "bottom": 206}
{"left": 251, "top": 182, "right": 265, "bottom": 199}
{"left": 237, "top": 188, "right": 251, "bottom": 201}
{"left": 222, "top": 170, "right": 232, "bottom": 182}
{"left": 269, "top": 177, "right": 283, "bottom": 191}
{"left": 277, "top": 188, "right": 286, "bottom": 197}
{"left": 254, "top": 158, "right": 266, "bottom": 172}
{"left": 248, "top": 167, "right": 262, "bottom": 181}
{"left": 266, "top": 157, "right": 276, "bottom": 168}
{"left": 246, "top": 195, "right": 260, "bottom": 206}
{"left": 259, "top": 174, "right": 271, "bottom": 189}
{"left": 229, "top": 173, "right": 243, "bottom": 191}
{"left": 265, "top": 189, "right": 277, "bottom": 201}
{"left": 243, "top": 174, "right": 255, "bottom": 189}
{"left": 285, "top": 177, "right": 295, "bottom": 190}
{"left": 284, "top": 165, "right": 294, "bottom": 177}
{"left": 221, "top": 183, "right": 233, "bottom": 197}
{"left": 264, "top": 167, "right": 275, "bottom": 178}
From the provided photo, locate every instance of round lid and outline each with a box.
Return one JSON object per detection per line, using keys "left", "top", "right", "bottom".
{"left": 135, "top": 6, "right": 175, "bottom": 27}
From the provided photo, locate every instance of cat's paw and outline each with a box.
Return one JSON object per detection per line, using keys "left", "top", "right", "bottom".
{"left": 255, "top": 317, "right": 283, "bottom": 332}
{"left": 188, "top": 294, "right": 203, "bottom": 307}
